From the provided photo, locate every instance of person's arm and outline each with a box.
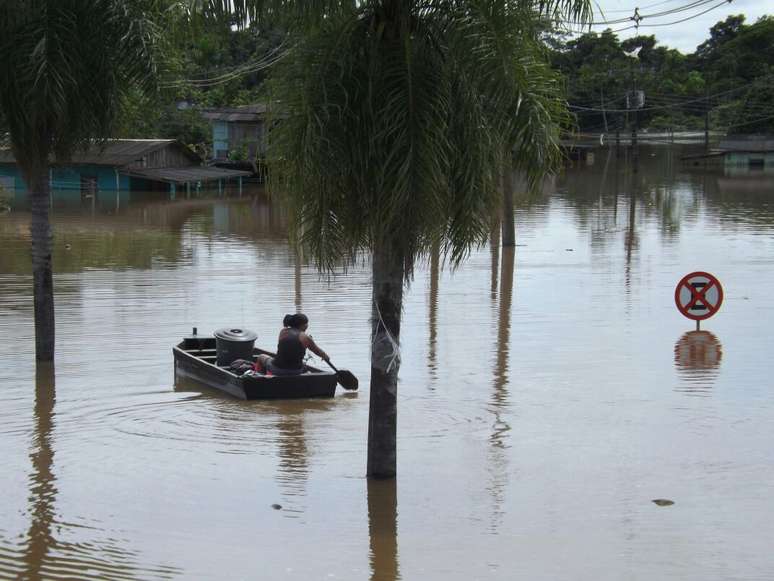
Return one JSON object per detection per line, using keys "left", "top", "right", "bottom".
{"left": 300, "top": 333, "right": 328, "bottom": 361}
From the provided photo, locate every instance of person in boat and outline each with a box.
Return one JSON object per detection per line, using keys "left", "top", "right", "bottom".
{"left": 256, "top": 313, "right": 329, "bottom": 376}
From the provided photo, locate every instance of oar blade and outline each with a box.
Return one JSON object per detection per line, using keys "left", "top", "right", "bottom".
{"left": 337, "top": 369, "right": 358, "bottom": 390}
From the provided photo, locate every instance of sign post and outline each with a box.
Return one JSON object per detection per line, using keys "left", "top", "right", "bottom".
{"left": 674, "top": 271, "right": 723, "bottom": 330}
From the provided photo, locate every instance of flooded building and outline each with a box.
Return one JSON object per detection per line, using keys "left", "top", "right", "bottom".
{"left": 681, "top": 135, "right": 774, "bottom": 174}
{"left": 0, "top": 139, "right": 251, "bottom": 199}
{"left": 202, "top": 105, "right": 268, "bottom": 161}
{"left": 718, "top": 136, "right": 774, "bottom": 174}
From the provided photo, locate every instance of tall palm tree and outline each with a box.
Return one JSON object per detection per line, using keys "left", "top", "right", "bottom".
{"left": 210, "top": 0, "right": 592, "bottom": 478}
{"left": 0, "top": 1, "right": 159, "bottom": 361}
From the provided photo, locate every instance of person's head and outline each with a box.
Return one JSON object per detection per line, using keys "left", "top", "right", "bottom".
{"left": 283, "top": 313, "right": 309, "bottom": 331}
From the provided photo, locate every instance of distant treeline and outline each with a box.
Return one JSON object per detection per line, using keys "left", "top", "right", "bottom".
{"left": 3, "top": 12, "right": 770, "bottom": 153}
{"left": 550, "top": 14, "right": 774, "bottom": 135}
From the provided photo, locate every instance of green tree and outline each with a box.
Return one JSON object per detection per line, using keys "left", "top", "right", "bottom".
{"left": 695, "top": 14, "right": 746, "bottom": 65}
{"left": 211, "top": 0, "right": 592, "bottom": 478}
{"left": 0, "top": 1, "right": 159, "bottom": 361}
{"left": 697, "top": 15, "right": 774, "bottom": 134}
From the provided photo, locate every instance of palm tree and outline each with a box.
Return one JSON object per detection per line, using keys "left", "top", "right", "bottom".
{"left": 0, "top": 1, "right": 159, "bottom": 361}
{"left": 212, "top": 0, "right": 592, "bottom": 478}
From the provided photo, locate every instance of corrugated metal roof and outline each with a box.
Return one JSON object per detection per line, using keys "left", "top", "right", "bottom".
{"left": 202, "top": 104, "right": 268, "bottom": 122}
{"left": 719, "top": 137, "right": 774, "bottom": 152}
{"left": 0, "top": 139, "right": 201, "bottom": 166}
{"left": 122, "top": 166, "right": 252, "bottom": 184}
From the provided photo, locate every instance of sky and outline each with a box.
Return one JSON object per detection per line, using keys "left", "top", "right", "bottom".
{"left": 582, "top": 0, "right": 770, "bottom": 53}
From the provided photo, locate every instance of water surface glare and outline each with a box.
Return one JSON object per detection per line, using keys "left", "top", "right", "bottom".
{"left": 1, "top": 147, "right": 774, "bottom": 580}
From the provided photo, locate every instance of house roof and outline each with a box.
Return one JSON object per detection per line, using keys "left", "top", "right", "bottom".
{"left": 0, "top": 139, "right": 201, "bottom": 166}
{"left": 202, "top": 104, "right": 268, "bottom": 122}
{"left": 121, "top": 166, "right": 252, "bottom": 184}
{"left": 719, "top": 136, "right": 774, "bottom": 153}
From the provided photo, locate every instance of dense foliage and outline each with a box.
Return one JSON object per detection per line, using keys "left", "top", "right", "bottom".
{"left": 551, "top": 14, "right": 774, "bottom": 135}
{"left": 114, "top": 6, "right": 283, "bottom": 157}
{"left": 3, "top": 11, "right": 773, "bottom": 150}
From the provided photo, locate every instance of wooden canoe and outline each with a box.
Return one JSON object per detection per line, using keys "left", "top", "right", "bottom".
{"left": 173, "top": 336, "right": 338, "bottom": 400}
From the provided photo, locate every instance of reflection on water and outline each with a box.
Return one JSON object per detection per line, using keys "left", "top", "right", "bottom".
{"left": 674, "top": 330, "right": 723, "bottom": 394}
{"left": 491, "top": 247, "right": 514, "bottom": 444}
{"left": 624, "top": 190, "right": 637, "bottom": 292}
{"left": 487, "top": 246, "right": 514, "bottom": 534}
{"left": 15, "top": 366, "right": 180, "bottom": 580}
{"left": 428, "top": 244, "right": 440, "bottom": 382}
{"left": 24, "top": 364, "right": 57, "bottom": 581}
{"left": 294, "top": 252, "right": 303, "bottom": 313}
{"left": 275, "top": 405, "right": 310, "bottom": 512}
{"left": 489, "top": 223, "right": 500, "bottom": 302}
{"left": 2, "top": 149, "right": 774, "bottom": 579}
{"left": 368, "top": 479, "right": 399, "bottom": 581}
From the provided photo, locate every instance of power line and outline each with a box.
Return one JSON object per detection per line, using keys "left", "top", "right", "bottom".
{"left": 160, "top": 43, "right": 291, "bottom": 88}
{"left": 600, "top": 0, "right": 685, "bottom": 14}
{"left": 560, "top": 0, "right": 733, "bottom": 34}
{"left": 637, "top": 0, "right": 734, "bottom": 28}
{"left": 568, "top": 74, "right": 774, "bottom": 114}
{"left": 560, "top": 0, "right": 726, "bottom": 26}
{"left": 721, "top": 111, "right": 774, "bottom": 129}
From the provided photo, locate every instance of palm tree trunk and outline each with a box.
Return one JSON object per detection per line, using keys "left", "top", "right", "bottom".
{"left": 29, "top": 169, "right": 55, "bottom": 361}
{"left": 501, "top": 160, "right": 515, "bottom": 248}
{"left": 367, "top": 238, "right": 404, "bottom": 479}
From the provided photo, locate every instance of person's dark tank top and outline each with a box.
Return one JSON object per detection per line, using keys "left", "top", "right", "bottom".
{"left": 273, "top": 328, "right": 306, "bottom": 370}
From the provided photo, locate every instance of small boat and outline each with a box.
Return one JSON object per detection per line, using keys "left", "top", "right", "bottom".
{"left": 173, "top": 335, "right": 339, "bottom": 400}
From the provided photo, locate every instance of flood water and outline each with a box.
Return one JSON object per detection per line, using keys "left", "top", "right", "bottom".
{"left": 1, "top": 146, "right": 773, "bottom": 580}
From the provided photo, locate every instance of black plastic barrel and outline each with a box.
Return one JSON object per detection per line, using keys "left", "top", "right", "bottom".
{"left": 214, "top": 327, "right": 257, "bottom": 366}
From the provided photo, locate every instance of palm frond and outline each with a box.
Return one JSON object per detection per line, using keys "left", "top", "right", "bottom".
{"left": 225, "top": 0, "right": 592, "bottom": 269}
{"left": 195, "top": 0, "right": 356, "bottom": 29}
{"left": 0, "top": 0, "right": 160, "bottom": 178}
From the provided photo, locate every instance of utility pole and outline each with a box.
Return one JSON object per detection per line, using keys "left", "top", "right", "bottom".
{"left": 704, "top": 89, "right": 710, "bottom": 153}
{"left": 627, "top": 90, "right": 641, "bottom": 173}
{"left": 632, "top": 104, "right": 639, "bottom": 172}
{"left": 625, "top": 43, "right": 642, "bottom": 172}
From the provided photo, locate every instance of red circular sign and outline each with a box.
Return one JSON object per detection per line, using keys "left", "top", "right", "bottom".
{"left": 674, "top": 271, "right": 723, "bottom": 321}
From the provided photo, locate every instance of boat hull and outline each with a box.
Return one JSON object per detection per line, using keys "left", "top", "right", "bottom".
{"left": 173, "top": 337, "right": 338, "bottom": 400}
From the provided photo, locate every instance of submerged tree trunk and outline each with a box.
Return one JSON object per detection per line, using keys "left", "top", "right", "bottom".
{"left": 367, "top": 238, "right": 404, "bottom": 479}
{"left": 29, "top": 169, "right": 55, "bottom": 362}
{"left": 501, "top": 161, "right": 515, "bottom": 248}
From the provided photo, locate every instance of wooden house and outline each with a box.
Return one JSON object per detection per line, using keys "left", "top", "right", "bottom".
{"left": 0, "top": 139, "right": 251, "bottom": 199}
{"left": 202, "top": 105, "right": 268, "bottom": 161}
{"left": 681, "top": 136, "right": 774, "bottom": 174}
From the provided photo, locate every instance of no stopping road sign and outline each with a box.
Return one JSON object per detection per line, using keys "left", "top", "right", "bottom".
{"left": 675, "top": 271, "right": 723, "bottom": 321}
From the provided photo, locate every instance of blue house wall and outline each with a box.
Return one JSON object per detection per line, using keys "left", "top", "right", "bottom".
{"left": 212, "top": 121, "right": 229, "bottom": 158}
{"left": 0, "top": 164, "right": 25, "bottom": 192}
{"left": 1, "top": 163, "right": 133, "bottom": 193}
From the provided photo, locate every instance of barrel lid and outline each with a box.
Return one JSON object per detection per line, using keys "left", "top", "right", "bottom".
{"left": 214, "top": 327, "right": 257, "bottom": 342}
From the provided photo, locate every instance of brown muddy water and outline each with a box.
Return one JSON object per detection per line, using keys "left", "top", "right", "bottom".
{"left": 1, "top": 146, "right": 773, "bottom": 580}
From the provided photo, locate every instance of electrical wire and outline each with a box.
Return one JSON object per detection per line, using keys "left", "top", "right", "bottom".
{"left": 637, "top": 0, "right": 734, "bottom": 28}
{"left": 160, "top": 42, "right": 291, "bottom": 88}
{"left": 559, "top": 0, "right": 733, "bottom": 35}
{"left": 559, "top": 0, "right": 725, "bottom": 26}
{"left": 568, "top": 74, "right": 774, "bottom": 113}
{"left": 600, "top": 0, "right": 685, "bottom": 14}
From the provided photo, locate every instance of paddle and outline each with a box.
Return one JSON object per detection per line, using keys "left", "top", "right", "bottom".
{"left": 324, "top": 359, "right": 358, "bottom": 390}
